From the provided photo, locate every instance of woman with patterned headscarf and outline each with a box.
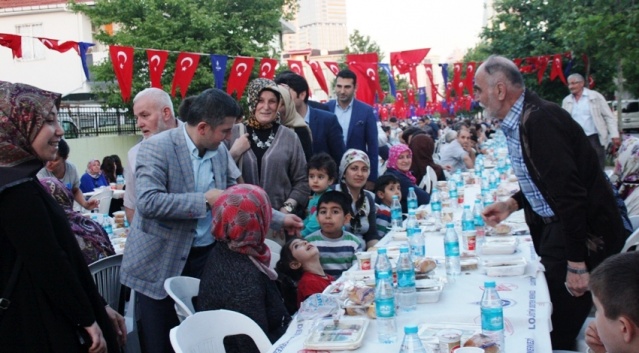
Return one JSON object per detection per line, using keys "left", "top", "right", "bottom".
{"left": 334, "top": 149, "right": 380, "bottom": 249}
{"left": 228, "top": 78, "right": 309, "bottom": 244}
{"left": 384, "top": 144, "right": 431, "bottom": 213}
{"left": 0, "top": 81, "right": 120, "bottom": 351}
{"left": 615, "top": 136, "right": 639, "bottom": 216}
{"left": 197, "top": 184, "right": 291, "bottom": 353}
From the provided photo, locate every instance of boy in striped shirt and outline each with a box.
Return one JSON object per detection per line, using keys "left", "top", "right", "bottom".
{"left": 305, "top": 191, "right": 364, "bottom": 278}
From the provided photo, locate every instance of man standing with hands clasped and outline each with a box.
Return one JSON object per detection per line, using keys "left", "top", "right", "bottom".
{"left": 476, "top": 55, "right": 627, "bottom": 350}
{"left": 562, "top": 73, "right": 620, "bottom": 169}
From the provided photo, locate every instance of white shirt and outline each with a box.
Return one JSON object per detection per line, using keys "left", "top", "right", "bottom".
{"left": 570, "top": 90, "right": 597, "bottom": 136}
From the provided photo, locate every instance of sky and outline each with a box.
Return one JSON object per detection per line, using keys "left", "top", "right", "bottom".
{"left": 345, "top": 0, "right": 486, "bottom": 63}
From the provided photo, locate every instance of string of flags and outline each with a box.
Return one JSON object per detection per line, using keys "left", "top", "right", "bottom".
{"left": 1, "top": 33, "right": 588, "bottom": 116}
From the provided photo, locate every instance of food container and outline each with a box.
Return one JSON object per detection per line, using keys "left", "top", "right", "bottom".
{"left": 415, "top": 279, "right": 444, "bottom": 303}
{"left": 479, "top": 236, "right": 517, "bottom": 255}
{"left": 355, "top": 252, "right": 372, "bottom": 270}
{"left": 304, "top": 317, "right": 369, "bottom": 350}
{"left": 460, "top": 256, "right": 479, "bottom": 271}
{"left": 342, "top": 299, "right": 375, "bottom": 317}
{"left": 483, "top": 257, "right": 527, "bottom": 277}
{"left": 343, "top": 270, "right": 375, "bottom": 286}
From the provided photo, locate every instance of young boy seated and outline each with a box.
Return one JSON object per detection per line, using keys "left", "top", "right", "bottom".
{"left": 374, "top": 174, "right": 402, "bottom": 237}
{"left": 305, "top": 191, "right": 364, "bottom": 278}
{"left": 302, "top": 153, "right": 337, "bottom": 237}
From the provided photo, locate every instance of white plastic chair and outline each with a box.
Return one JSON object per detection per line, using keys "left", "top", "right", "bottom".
{"left": 89, "top": 254, "right": 123, "bottom": 310}
{"left": 169, "top": 309, "right": 272, "bottom": 353}
{"left": 629, "top": 215, "right": 639, "bottom": 231}
{"left": 622, "top": 227, "right": 639, "bottom": 252}
{"left": 164, "top": 276, "right": 200, "bottom": 322}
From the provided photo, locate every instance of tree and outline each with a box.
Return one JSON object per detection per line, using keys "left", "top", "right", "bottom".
{"left": 344, "top": 29, "right": 384, "bottom": 61}
{"left": 70, "top": 0, "right": 296, "bottom": 111}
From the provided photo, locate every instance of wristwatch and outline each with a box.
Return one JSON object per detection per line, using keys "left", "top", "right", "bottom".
{"left": 283, "top": 201, "right": 294, "bottom": 213}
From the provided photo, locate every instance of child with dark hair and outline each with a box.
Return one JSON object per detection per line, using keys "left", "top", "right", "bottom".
{"left": 305, "top": 191, "right": 364, "bottom": 278}
{"left": 374, "top": 174, "right": 401, "bottom": 237}
{"left": 276, "top": 238, "right": 334, "bottom": 309}
{"left": 302, "top": 153, "right": 337, "bottom": 237}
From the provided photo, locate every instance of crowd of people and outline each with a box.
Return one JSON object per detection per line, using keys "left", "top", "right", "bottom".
{"left": 0, "top": 58, "right": 636, "bottom": 353}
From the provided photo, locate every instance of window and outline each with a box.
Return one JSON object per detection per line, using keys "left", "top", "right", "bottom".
{"left": 15, "top": 23, "right": 45, "bottom": 61}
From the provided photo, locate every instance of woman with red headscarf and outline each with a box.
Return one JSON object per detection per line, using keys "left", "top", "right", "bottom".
{"left": 197, "top": 184, "right": 291, "bottom": 353}
{"left": 383, "top": 144, "right": 431, "bottom": 213}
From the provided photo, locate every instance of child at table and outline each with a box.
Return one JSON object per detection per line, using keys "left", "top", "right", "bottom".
{"left": 305, "top": 191, "right": 364, "bottom": 278}
{"left": 276, "top": 238, "right": 335, "bottom": 309}
{"left": 302, "top": 153, "right": 337, "bottom": 237}
{"left": 374, "top": 174, "right": 402, "bottom": 237}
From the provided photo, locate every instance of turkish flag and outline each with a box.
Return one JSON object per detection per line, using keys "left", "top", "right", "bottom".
{"left": 308, "top": 60, "right": 329, "bottom": 95}
{"left": 346, "top": 52, "right": 378, "bottom": 64}
{"left": 549, "top": 54, "right": 566, "bottom": 85}
{"left": 395, "top": 90, "right": 405, "bottom": 113}
{"left": 324, "top": 61, "right": 340, "bottom": 76}
{"left": 452, "top": 63, "right": 463, "bottom": 97}
{"left": 146, "top": 49, "right": 169, "bottom": 88}
{"left": 0, "top": 33, "right": 22, "bottom": 58}
{"left": 287, "top": 60, "right": 305, "bottom": 77}
{"left": 390, "top": 48, "right": 430, "bottom": 74}
{"left": 536, "top": 55, "right": 550, "bottom": 84}
{"left": 37, "top": 38, "right": 78, "bottom": 54}
{"left": 424, "top": 64, "right": 437, "bottom": 103}
{"left": 109, "top": 45, "right": 135, "bottom": 102}
{"left": 258, "top": 58, "right": 278, "bottom": 79}
{"left": 379, "top": 106, "right": 389, "bottom": 121}
{"left": 407, "top": 88, "right": 415, "bottom": 106}
{"left": 348, "top": 62, "right": 383, "bottom": 105}
{"left": 519, "top": 57, "right": 537, "bottom": 74}
{"left": 513, "top": 58, "right": 523, "bottom": 68}
{"left": 171, "top": 52, "right": 200, "bottom": 99}
{"left": 464, "top": 62, "right": 476, "bottom": 96}
{"left": 226, "top": 56, "right": 255, "bottom": 100}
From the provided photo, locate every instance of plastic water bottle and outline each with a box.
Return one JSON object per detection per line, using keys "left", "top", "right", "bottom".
{"left": 102, "top": 214, "right": 113, "bottom": 237}
{"left": 430, "top": 188, "right": 442, "bottom": 221}
{"left": 461, "top": 205, "right": 474, "bottom": 231}
{"left": 375, "top": 271, "right": 397, "bottom": 343}
{"left": 396, "top": 246, "right": 417, "bottom": 312}
{"left": 483, "top": 192, "right": 494, "bottom": 208}
{"left": 391, "top": 195, "right": 403, "bottom": 229}
{"left": 448, "top": 181, "right": 458, "bottom": 208}
{"left": 444, "top": 223, "right": 461, "bottom": 277}
{"left": 116, "top": 174, "right": 125, "bottom": 187}
{"left": 473, "top": 199, "right": 486, "bottom": 239}
{"left": 406, "top": 210, "right": 424, "bottom": 257}
{"left": 481, "top": 281, "right": 505, "bottom": 353}
{"left": 407, "top": 187, "right": 418, "bottom": 212}
{"left": 399, "top": 325, "right": 430, "bottom": 353}
{"left": 374, "top": 248, "right": 392, "bottom": 283}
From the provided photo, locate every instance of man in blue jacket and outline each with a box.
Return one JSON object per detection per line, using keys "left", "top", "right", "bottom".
{"left": 274, "top": 72, "right": 345, "bottom": 166}
{"left": 327, "top": 69, "right": 379, "bottom": 188}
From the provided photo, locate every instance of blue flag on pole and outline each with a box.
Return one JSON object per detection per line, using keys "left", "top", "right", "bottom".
{"left": 78, "top": 42, "right": 95, "bottom": 81}
{"left": 380, "top": 63, "right": 397, "bottom": 97}
{"left": 210, "top": 54, "right": 228, "bottom": 89}
{"left": 418, "top": 87, "right": 427, "bottom": 108}
{"left": 439, "top": 63, "right": 449, "bottom": 89}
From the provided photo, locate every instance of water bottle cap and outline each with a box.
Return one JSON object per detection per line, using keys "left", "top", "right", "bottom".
{"left": 377, "top": 272, "right": 391, "bottom": 279}
{"left": 464, "top": 205, "right": 470, "bottom": 209}
{"left": 409, "top": 187, "right": 414, "bottom": 191}
{"left": 393, "top": 195, "right": 399, "bottom": 199}
{"left": 475, "top": 199, "right": 481, "bottom": 203}
{"left": 404, "top": 325, "right": 418, "bottom": 334}
{"left": 446, "top": 223, "right": 454, "bottom": 228}
{"left": 408, "top": 209, "right": 416, "bottom": 215}
{"left": 377, "top": 248, "right": 387, "bottom": 254}
{"left": 485, "top": 281, "right": 496, "bottom": 288}
{"left": 399, "top": 245, "right": 409, "bottom": 253}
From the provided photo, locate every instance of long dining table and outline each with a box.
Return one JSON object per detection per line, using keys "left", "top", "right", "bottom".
{"left": 268, "top": 184, "right": 553, "bottom": 353}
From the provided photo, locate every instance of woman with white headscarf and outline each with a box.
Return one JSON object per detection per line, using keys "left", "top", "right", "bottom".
{"left": 277, "top": 85, "right": 312, "bottom": 162}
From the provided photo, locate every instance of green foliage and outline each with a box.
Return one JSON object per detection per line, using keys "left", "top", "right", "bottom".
{"left": 344, "top": 29, "right": 384, "bottom": 61}
{"left": 70, "top": 0, "right": 288, "bottom": 111}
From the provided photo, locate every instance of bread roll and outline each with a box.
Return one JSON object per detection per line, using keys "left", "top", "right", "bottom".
{"left": 347, "top": 286, "right": 374, "bottom": 305}
{"left": 464, "top": 333, "right": 499, "bottom": 353}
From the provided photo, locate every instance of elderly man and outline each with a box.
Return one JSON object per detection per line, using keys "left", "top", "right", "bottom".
{"left": 585, "top": 252, "right": 639, "bottom": 353}
{"left": 562, "top": 73, "right": 619, "bottom": 169}
{"left": 123, "top": 88, "right": 180, "bottom": 223}
{"left": 439, "top": 127, "right": 475, "bottom": 172}
{"left": 478, "top": 55, "right": 626, "bottom": 350}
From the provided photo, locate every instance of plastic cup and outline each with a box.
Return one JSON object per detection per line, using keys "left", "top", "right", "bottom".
{"left": 356, "top": 252, "right": 372, "bottom": 270}
{"left": 454, "top": 347, "right": 485, "bottom": 353}
{"left": 437, "top": 329, "right": 462, "bottom": 353}
{"left": 462, "top": 230, "right": 477, "bottom": 252}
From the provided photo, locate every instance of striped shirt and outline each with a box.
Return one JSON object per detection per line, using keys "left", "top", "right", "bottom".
{"left": 306, "top": 230, "right": 364, "bottom": 278}
{"left": 376, "top": 203, "right": 392, "bottom": 238}
{"left": 500, "top": 92, "right": 555, "bottom": 218}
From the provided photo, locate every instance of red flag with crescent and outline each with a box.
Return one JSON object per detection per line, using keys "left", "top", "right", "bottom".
{"left": 226, "top": 56, "right": 255, "bottom": 100}
{"left": 0, "top": 33, "right": 22, "bottom": 58}
{"left": 38, "top": 38, "right": 78, "bottom": 54}
{"left": 324, "top": 61, "right": 340, "bottom": 76}
{"left": 308, "top": 60, "right": 329, "bottom": 95}
{"left": 424, "top": 63, "right": 437, "bottom": 103}
{"left": 171, "top": 52, "right": 200, "bottom": 99}
{"left": 258, "top": 58, "right": 278, "bottom": 79}
{"left": 287, "top": 60, "right": 305, "bottom": 77}
{"left": 146, "top": 49, "right": 169, "bottom": 88}
{"left": 348, "top": 62, "right": 383, "bottom": 105}
{"left": 549, "top": 54, "right": 566, "bottom": 85}
{"left": 464, "top": 62, "right": 476, "bottom": 96}
{"left": 109, "top": 45, "right": 135, "bottom": 102}
{"left": 390, "top": 48, "right": 430, "bottom": 74}
{"left": 395, "top": 90, "right": 405, "bottom": 112}
{"left": 452, "top": 62, "right": 463, "bottom": 97}
{"left": 407, "top": 88, "right": 415, "bottom": 106}
{"left": 519, "top": 57, "right": 537, "bottom": 74}
{"left": 536, "top": 55, "right": 550, "bottom": 84}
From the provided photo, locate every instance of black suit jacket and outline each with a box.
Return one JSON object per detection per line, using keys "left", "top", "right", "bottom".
{"left": 308, "top": 106, "right": 346, "bottom": 166}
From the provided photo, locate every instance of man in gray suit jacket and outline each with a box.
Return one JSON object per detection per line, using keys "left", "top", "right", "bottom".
{"left": 121, "top": 89, "right": 302, "bottom": 353}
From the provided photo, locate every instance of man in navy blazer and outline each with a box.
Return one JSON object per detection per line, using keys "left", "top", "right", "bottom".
{"left": 327, "top": 69, "right": 379, "bottom": 185}
{"left": 275, "top": 72, "right": 346, "bottom": 166}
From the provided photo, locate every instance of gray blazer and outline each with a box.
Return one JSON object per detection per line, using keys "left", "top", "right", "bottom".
{"left": 120, "top": 127, "right": 241, "bottom": 299}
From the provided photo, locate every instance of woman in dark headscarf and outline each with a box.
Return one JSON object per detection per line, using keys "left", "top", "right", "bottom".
{"left": 0, "top": 81, "right": 119, "bottom": 352}
{"left": 197, "top": 184, "right": 291, "bottom": 353}
{"left": 409, "top": 134, "right": 446, "bottom": 182}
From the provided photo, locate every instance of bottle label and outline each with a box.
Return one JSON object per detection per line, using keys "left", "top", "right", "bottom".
{"left": 375, "top": 297, "right": 395, "bottom": 318}
{"left": 450, "top": 190, "right": 458, "bottom": 198}
{"left": 481, "top": 307, "right": 504, "bottom": 330}
{"left": 444, "top": 241, "right": 460, "bottom": 256}
{"left": 474, "top": 216, "right": 485, "bottom": 227}
{"left": 407, "top": 227, "right": 420, "bottom": 237}
{"left": 397, "top": 270, "right": 415, "bottom": 288}
{"left": 462, "top": 220, "right": 475, "bottom": 231}
{"left": 408, "top": 199, "right": 417, "bottom": 210}
{"left": 391, "top": 208, "right": 402, "bottom": 221}
{"left": 431, "top": 201, "right": 442, "bottom": 212}
{"left": 411, "top": 244, "right": 425, "bottom": 257}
